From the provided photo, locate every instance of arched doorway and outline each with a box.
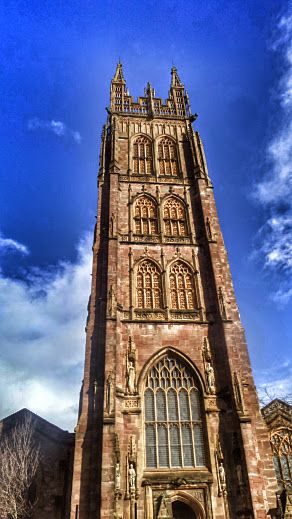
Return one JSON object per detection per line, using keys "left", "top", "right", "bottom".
{"left": 172, "top": 500, "right": 196, "bottom": 519}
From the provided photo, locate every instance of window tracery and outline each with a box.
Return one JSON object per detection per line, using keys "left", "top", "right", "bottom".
{"left": 163, "top": 197, "right": 187, "bottom": 237}
{"left": 169, "top": 261, "right": 196, "bottom": 310}
{"left": 270, "top": 428, "right": 292, "bottom": 489}
{"left": 133, "top": 136, "right": 153, "bottom": 175}
{"left": 158, "top": 138, "right": 178, "bottom": 176}
{"left": 134, "top": 196, "right": 158, "bottom": 235}
{"left": 144, "top": 354, "right": 206, "bottom": 469}
{"left": 136, "top": 260, "right": 162, "bottom": 309}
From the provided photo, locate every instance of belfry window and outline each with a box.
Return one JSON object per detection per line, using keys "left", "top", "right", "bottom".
{"left": 144, "top": 354, "right": 206, "bottom": 469}
{"left": 134, "top": 196, "right": 158, "bottom": 235}
{"left": 169, "top": 261, "right": 196, "bottom": 310}
{"left": 136, "top": 260, "right": 162, "bottom": 309}
{"left": 163, "top": 197, "right": 187, "bottom": 237}
{"left": 270, "top": 428, "right": 292, "bottom": 489}
{"left": 158, "top": 138, "right": 178, "bottom": 176}
{"left": 133, "top": 136, "right": 153, "bottom": 175}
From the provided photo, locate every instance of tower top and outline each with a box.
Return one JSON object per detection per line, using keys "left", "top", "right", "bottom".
{"left": 109, "top": 65, "right": 192, "bottom": 119}
{"left": 170, "top": 66, "right": 184, "bottom": 88}
{"left": 112, "top": 61, "right": 126, "bottom": 83}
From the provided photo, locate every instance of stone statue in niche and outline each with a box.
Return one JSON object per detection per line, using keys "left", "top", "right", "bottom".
{"left": 126, "top": 337, "right": 136, "bottom": 394}
{"left": 107, "top": 284, "right": 117, "bottom": 317}
{"left": 106, "top": 372, "right": 115, "bottom": 414}
{"left": 205, "top": 362, "right": 216, "bottom": 394}
{"left": 219, "top": 462, "right": 227, "bottom": 494}
{"left": 128, "top": 463, "right": 136, "bottom": 492}
{"left": 205, "top": 217, "right": 213, "bottom": 240}
{"left": 115, "top": 461, "right": 121, "bottom": 491}
{"left": 202, "top": 337, "right": 216, "bottom": 394}
{"left": 127, "top": 361, "right": 136, "bottom": 394}
{"left": 218, "top": 286, "right": 227, "bottom": 320}
{"left": 110, "top": 212, "right": 117, "bottom": 237}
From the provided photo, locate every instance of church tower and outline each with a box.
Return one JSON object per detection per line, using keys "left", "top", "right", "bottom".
{"left": 70, "top": 64, "right": 278, "bottom": 519}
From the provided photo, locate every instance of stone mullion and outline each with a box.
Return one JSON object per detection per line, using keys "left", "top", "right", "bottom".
{"left": 160, "top": 249, "right": 169, "bottom": 319}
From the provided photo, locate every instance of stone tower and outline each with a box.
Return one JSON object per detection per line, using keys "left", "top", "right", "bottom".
{"left": 70, "top": 64, "right": 278, "bottom": 519}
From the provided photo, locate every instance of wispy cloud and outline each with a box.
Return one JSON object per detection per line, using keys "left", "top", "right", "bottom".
{"left": 27, "top": 117, "right": 82, "bottom": 144}
{"left": 0, "top": 232, "right": 29, "bottom": 255}
{"left": 254, "top": 13, "right": 292, "bottom": 304}
{"left": 0, "top": 233, "right": 92, "bottom": 430}
{"left": 255, "top": 359, "right": 292, "bottom": 405}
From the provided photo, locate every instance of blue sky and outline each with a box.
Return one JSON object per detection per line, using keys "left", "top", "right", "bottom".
{"left": 0, "top": 0, "right": 291, "bottom": 430}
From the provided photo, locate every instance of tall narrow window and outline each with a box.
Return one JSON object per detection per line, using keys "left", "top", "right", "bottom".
{"left": 144, "top": 354, "right": 206, "bottom": 469}
{"left": 169, "top": 261, "right": 196, "bottom": 310}
{"left": 136, "top": 260, "right": 162, "bottom": 309}
{"left": 133, "top": 136, "right": 153, "bottom": 175}
{"left": 158, "top": 138, "right": 178, "bottom": 176}
{"left": 163, "top": 197, "right": 187, "bottom": 237}
{"left": 134, "top": 196, "right": 158, "bottom": 235}
{"left": 270, "top": 428, "right": 292, "bottom": 489}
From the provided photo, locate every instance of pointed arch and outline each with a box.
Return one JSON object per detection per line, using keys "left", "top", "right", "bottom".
{"left": 143, "top": 350, "right": 206, "bottom": 469}
{"left": 157, "top": 136, "right": 179, "bottom": 176}
{"left": 168, "top": 260, "right": 197, "bottom": 310}
{"left": 133, "top": 195, "right": 158, "bottom": 235}
{"left": 135, "top": 259, "right": 163, "bottom": 309}
{"left": 132, "top": 135, "right": 153, "bottom": 175}
{"left": 162, "top": 196, "right": 188, "bottom": 237}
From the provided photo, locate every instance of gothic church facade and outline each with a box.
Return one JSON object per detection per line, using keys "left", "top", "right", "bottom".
{"left": 67, "top": 64, "right": 279, "bottom": 519}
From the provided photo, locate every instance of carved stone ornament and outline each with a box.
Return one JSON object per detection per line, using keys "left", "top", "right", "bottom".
{"left": 233, "top": 371, "right": 244, "bottom": 412}
{"left": 106, "top": 372, "right": 115, "bottom": 414}
{"left": 110, "top": 212, "right": 117, "bottom": 237}
{"left": 205, "top": 217, "right": 213, "bottom": 241}
{"left": 107, "top": 284, "right": 117, "bottom": 317}
{"left": 128, "top": 463, "right": 136, "bottom": 493}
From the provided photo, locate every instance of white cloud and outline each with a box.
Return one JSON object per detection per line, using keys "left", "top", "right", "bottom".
{"left": 254, "top": 13, "right": 292, "bottom": 304}
{"left": 0, "top": 233, "right": 29, "bottom": 255}
{"left": 27, "top": 117, "right": 82, "bottom": 144}
{"left": 0, "top": 233, "right": 92, "bottom": 430}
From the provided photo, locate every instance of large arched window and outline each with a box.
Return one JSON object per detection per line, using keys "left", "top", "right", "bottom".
{"left": 270, "top": 428, "right": 292, "bottom": 489}
{"left": 169, "top": 261, "right": 196, "bottom": 310}
{"left": 136, "top": 260, "right": 162, "bottom": 309}
{"left": 144, "top": 354, "right": 206, "bottom": 469}
{"left": 133, "top": 136, "right": 153, "bottom": 175}
{"left": 158, "top": 138, "right": 178, "bottom": 176}
{"left": 163, "top": 197, "right": 187, "bottom": 237}
{"left": 134, "top": 196, "right": 158, "bottom": 235}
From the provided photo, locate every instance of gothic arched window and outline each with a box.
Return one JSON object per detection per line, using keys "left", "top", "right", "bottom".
{"left": 133, "top": 136, "right": 153, "bottom": 175}
{"left": 270, "top": 428, "right": 292, "bottom": 489}
{"left": 136, "top": 260, "right": 162, "bottom": 309}
{"left": 158, "top": 138, "right": 178, "bottom": 176}
{"left": 169, "top": 261, "right": 196, "bottom": 310}
{"left": 163, "top": 197, "right": 187, "bottom": 237}
{"left": 144, "top": 354, "right": 206, "bottom": 469}
{"left": 134, "top": 196, "right": 158, "bottom": 235}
